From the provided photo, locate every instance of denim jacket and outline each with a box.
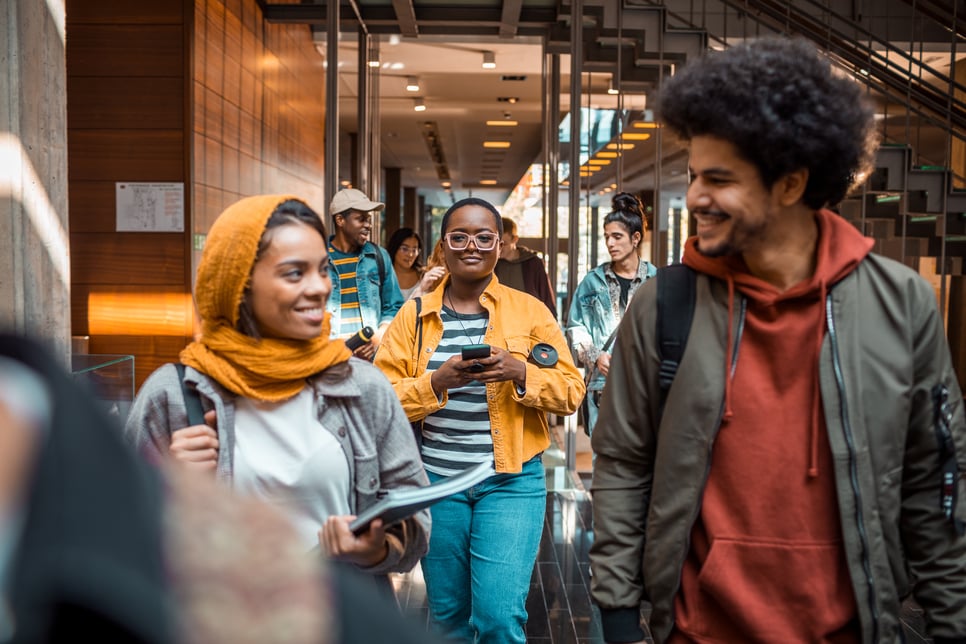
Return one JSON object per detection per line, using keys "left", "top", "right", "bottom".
{"left": 566, "top": 259, "right": 656, "bottom": 391}
{"left": 326, "top": 240, "right": 404, "bottom": 335}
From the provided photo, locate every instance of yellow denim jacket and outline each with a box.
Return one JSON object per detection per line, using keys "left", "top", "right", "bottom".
{"left": 375, "top": 275, "right": 584, "bottom": 473}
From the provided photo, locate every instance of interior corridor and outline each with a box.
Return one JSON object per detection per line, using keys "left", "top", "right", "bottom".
{"left": 392, "top": 430, "right": 936, "bottom": 644}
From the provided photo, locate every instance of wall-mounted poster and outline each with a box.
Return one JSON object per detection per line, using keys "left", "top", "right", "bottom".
{"left": 115, "top": 182, "right": 184, "bottom": 232}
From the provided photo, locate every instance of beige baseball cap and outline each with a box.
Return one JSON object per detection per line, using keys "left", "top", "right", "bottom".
{"left": 329, "top": 188, "right": 385, "bottom": 216}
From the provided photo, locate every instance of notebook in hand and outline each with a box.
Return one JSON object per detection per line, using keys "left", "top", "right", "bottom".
{"left": 349, "top": 460, "right": 495, "bottom": 536}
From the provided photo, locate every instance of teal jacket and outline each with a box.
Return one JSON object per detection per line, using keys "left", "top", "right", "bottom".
{"left": 326, "top": 240, "right": 404, "bottom": 335}
{"left": 566, "top": 258, "right": 656, "bottom": 391}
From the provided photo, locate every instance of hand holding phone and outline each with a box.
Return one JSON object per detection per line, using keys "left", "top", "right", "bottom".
{"left": 461, "top": 344, "right": 490, "bottom": 372}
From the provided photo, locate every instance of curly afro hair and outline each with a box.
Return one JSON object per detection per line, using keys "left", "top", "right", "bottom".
{"left": 655, "top": 36, "right": 879, "bottom": 209}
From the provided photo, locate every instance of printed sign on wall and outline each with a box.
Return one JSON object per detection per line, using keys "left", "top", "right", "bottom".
{"left": 115, "top": 182, "right": 184, "bottom": 232}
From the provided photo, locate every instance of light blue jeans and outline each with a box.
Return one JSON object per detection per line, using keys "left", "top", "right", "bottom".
{"left": 422, "top": 456, "right": 546, "bottom": 644}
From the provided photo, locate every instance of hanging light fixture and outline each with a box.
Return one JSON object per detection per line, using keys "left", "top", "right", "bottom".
{"left": 413, "top": 97, "right": 426, "bottom": 112}
{"left": 406, "top": 76, "right": 420, "bottom": 92}
{"left": 482, "top": 50, "right": 496, "bottom": 69}
{"left": 607, "top": 78, "right": 619, "bottom": 95}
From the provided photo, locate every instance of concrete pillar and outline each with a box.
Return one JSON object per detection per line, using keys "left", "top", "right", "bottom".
{"left": 0, "top": 0, "right": 70, "bottom": 365}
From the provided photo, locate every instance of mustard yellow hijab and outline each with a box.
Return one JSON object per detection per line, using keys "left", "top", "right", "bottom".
{"left": 180, "top": 195, "right": 350, "bottom": 401}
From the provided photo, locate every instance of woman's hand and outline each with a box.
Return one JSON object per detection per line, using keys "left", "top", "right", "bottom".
{"left": 430, "top": 354, "right": 473, "bottom": 394}
{"left": 470, "top": 346, "right": 527, "bottom": 389}
{"left": 415, "top": 266, "right": 447, "bottom": 296}
{"left": 596, "top": 352, "right": 611, "bottom": 377}
{"left": 319, "top": 516, "right": 389, "bottom": 567}
{"left": 169, "top": 409, "right": 218, "bottom": 472}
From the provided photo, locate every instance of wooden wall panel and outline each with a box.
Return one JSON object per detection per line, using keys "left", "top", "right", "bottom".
{"left": 68, "top": 131, "right": 183, "bottom": 181}
{"left": 66, "top": 0, "right": 191, "bottom": 390}
{"left": 191, "top": 0, "right": 326, "bottom": 269}
{"left": 68, "top": 25, "right": 184, "bottom": 77}
{"left": 67, "top": 181, "right": 122, "bottom": 232}
{"left": 71, "top": 234, "right": 186, "bottom": 285}
{"left": 67, "top": 2, "right": 183, "bottom": 24}
{"left": 68, "top": 77, "right": 184, "bottom": 130}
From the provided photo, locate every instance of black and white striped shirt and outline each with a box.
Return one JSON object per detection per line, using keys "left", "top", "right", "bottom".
{"left": 421, "top": 306, "right": 494, "bottom": 476}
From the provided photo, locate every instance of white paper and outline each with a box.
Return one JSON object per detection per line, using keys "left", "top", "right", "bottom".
{"left": 115, "top": 182, "right": 184, "bottom": 232}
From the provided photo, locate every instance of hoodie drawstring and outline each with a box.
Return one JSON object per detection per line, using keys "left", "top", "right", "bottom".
{"left": 808, "top": 281, "right": 828, "bottom": 479}
{"left": 722, "top": 276, "right": 735, "bottom": 421}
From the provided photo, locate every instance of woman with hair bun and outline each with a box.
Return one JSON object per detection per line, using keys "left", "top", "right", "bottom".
{"left": 566, "top": 191, "right": 657, "bottom": 436}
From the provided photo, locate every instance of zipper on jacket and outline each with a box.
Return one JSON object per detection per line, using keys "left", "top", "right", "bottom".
{"left": 826, "top": 293, "right": 880, "bottom": 642}
{"left": 668, "top": 296, "right": 746, "bottom": 628}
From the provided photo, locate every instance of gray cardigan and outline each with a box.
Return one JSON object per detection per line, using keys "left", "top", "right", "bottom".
{"left": 124, "top": 357, "right": 430, "bottom": 576}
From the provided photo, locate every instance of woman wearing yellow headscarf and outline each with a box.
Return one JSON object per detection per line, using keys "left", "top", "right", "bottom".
{"left": 125, "top": 195, "right": 429, "bottom": 583}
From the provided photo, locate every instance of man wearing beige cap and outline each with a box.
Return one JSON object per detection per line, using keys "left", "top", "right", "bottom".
{"left": 326, "top": 188, "right": 403, "bottom": 360}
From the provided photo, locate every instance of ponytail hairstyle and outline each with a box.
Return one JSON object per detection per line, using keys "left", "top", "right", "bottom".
{"left": 603, "top": 192, "right": 646, "bottom": 242}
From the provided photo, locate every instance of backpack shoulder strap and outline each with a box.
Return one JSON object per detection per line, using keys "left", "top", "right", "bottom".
{"left": 174, "top": 363, "right": 205, "bottom": 426}
{"left": 412, "top": 297, "right": 423, "bottom": 377}
{"left": 372, "top": 243, "right": 387, "bottom": 286}
{"left": 656, "top": 264, "right": 696, "bottom": 396}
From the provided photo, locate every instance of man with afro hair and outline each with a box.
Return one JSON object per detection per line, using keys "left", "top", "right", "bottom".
{"left": 589, "top": 36, "right": 966, "bottom": 644}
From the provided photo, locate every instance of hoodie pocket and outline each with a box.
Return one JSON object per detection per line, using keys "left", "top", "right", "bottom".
{"left": 685, "top": 537, "right": 857, "bottom": 642}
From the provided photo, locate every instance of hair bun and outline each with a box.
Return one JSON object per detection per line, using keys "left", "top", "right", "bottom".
{"left": 611, "top": 192, "right": 643, "bottom": 218}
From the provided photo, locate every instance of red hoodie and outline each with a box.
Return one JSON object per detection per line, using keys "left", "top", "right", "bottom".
{"left": 669, "top": 210, "right": 874, "bottom": 643}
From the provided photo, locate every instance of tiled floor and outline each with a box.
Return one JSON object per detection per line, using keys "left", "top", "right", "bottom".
{"left": 394, "top": 432, "right": 934, "bottom": 643}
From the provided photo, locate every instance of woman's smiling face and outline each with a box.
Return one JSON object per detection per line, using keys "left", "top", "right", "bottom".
{"left": 248, "top": 222, "right": 332, "bottom": 341}
{"left": 441, "top": 205, "right": 503, "bottom": 283}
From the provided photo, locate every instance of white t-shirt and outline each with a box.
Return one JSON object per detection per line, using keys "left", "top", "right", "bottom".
{"left": 233, "top": 386, "right": 351, "bottom": 549}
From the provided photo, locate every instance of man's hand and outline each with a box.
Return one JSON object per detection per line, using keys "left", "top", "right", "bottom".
{"left": 596, "top": 352, "right": 611, "bottom": 377}
{"left": 170, "top": 409, "right": 218, "bottom": 472}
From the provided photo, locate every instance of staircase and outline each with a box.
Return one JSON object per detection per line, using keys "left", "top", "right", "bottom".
{"left": 838, "top": 144, "right": 966, "bottom": 276}
{"left": 548, "top": 0, "right": 708, "bottom": 92}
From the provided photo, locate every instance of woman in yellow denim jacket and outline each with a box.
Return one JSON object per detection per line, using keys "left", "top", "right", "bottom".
{"left": 375, "top": 197, "right": 583, "bottom": 644}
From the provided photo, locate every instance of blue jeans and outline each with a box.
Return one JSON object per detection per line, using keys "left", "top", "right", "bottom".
{"left": 422, "top": 456, "right": 546, "bottom": 644}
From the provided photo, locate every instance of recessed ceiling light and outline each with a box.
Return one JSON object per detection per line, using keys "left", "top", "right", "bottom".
{"left": 483, "top": 141, "right": 511, "bottom": 149}
{"left": 406, "top": 76, "right": 420, "bottom": 92}
{"left": 486, "top": 120, "right": 518, "bottom": 127}
{"left": 441, "top": 181, "right": 451, "bottom": 188}
{"left": 621, "top": 132, "right": 651, "bottom": 141}
{"left": 480, "top": 179, "right": 497, "bottom": 185}
{"left": 482, "top": 51, "right": 496, "bottom": 69}
{"left": 631, "top": 121, "right": 660, "bottom": 129}
{"left": 606, "top": 143, "right": 635, "bottom": 150}
{"left": 414, "top": 98, "right": 426, "bottom": 112}
{"left": 597, "top": 152, "right": 619, "bottom": 158}
{"left": 587, "top": 159, "right": 611, "bottom": 165}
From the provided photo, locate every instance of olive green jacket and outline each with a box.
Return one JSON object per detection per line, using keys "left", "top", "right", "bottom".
{"left": 590, "top": 253, "right": 966, "bottom": 643}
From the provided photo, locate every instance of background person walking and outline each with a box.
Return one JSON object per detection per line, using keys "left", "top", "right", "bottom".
{"left": 566, "top": 192, "right": 655, "bottom": 437}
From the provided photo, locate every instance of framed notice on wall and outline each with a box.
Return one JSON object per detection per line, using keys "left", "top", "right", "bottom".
{"left": 115, "top": 182, "right": 184, "bottom": 232}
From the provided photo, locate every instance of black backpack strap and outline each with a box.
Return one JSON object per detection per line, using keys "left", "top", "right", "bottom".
{"left": 656, "top": 264, "right": 696, "bottom": 397}
{"left": 410, "top": 298, "right": 425, "bottom": 445}
{"left": 413, "top": 297, "right": 423, "bottom": 376}
{"left": 174, "top": 363, "right": 205, "bottom": 426}
{"left": 373, "top": 244, "right": 387, "bottom": 287}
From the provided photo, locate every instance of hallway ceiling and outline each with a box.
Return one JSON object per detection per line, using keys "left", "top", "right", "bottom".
{"left": 259, "top": 0, "right": 966, "bottom": 211}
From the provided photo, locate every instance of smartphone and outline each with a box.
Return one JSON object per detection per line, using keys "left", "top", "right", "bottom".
{"left": 461, "top": 344, "right": 490, "bottom": 372}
